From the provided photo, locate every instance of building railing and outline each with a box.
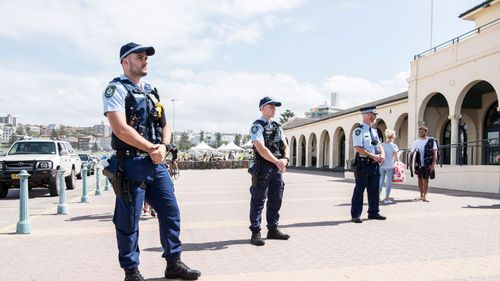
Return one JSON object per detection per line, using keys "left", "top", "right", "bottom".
{"left": 346, "top": 138, "right": 499, "bottom": 170}
{"left": 414, "top": 17, "right": 500, "bottom": 60}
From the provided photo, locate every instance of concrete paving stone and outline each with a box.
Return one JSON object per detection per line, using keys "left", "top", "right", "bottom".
{"left": 1, "top": 169, "right": 500, "bottom": 280}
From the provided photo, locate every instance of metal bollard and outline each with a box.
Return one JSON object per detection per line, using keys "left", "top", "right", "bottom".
{"left": 104, "top": 175, "right": 110, "bottom": 191}
{"left": 95, "top": 165, "right": 102, "bottom": 196}
{"left": 80, "top": 165, "right": 89, "bottom": 203}
{"left": 57, "top": 168, "right": 68, "bottom": 215}
{"left": 16, "top": 170, "right": 31, "bottom": 234}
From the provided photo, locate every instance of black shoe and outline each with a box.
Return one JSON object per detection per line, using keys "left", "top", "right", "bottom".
{"left": 266, "top": 227, "right": 290, "bottom": 240}
{"left": 165, "top": 260, "right": 201, "bottom": 280}
{"left": 368, "top": 214, "right": 387, "bottom": 220}
{"left": 351, "top": 217, "right": 362, "bottom": 223}
{"left": 250, "top": 231, "right": 265, "bottom": 246}
{"left": 124, "top": 268, "right": 145, "bottom": 281}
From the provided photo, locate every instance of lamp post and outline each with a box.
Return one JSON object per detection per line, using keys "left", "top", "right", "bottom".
{"left": 171, "top": 99, "right": 182, "bottom": 145}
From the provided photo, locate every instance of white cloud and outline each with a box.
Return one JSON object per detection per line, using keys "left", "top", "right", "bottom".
{"left": 322, "top": 70, "right": 409, "bottom": 109}
{"left": 0, "top": 65, "right": 409, "bottom": 134}
{"left": 0, "top": 0, "right": 302, "bottom": 66}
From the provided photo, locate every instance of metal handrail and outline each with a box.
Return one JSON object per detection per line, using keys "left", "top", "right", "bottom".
{"left": 414, "top": 17, "right": 500, "bottom": 60}
{"left": 346, "top": 138, "right": 499, "bottom": 169}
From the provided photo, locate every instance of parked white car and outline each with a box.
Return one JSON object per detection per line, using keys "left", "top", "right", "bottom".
{"left": 0, "top": 139, "right": 82, "bottom": 197}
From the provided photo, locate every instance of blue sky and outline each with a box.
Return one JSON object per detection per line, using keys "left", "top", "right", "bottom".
{"left": 0, "top": 0, "right": 479, "bottom": 133}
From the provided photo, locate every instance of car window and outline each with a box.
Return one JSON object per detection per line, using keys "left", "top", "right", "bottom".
{"left": 63, "top": 143, "right": 76, "bottom": 155}
{"left": 79, "top": 154, "right": 89, "bottom": 161}
{"left": 57, "top": 143, "right": 65, "bottom": 155}
{"left": 8, "top": 142, "right": 56, "bottom": 155}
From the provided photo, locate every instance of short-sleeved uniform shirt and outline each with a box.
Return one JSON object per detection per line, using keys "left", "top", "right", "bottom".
{"left": 250, "top": 117, "right": 286, "bottom": 143}
{"left": 102, "top": 75, "right": 147, "bottom": 116}
{"left": 352, "top": 123, "right": 380, "bottom": 156}
{"left": 411, "top": 138, "right": 437, "bottom": 167}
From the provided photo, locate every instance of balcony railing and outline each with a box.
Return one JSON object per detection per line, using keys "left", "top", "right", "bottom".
{"left": 414, "top": 17, "right": 500, "bottom": 60}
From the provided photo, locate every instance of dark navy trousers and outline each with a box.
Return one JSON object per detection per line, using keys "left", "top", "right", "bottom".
{"left": 249, "top": 162, "right": 285, "bottom": 232}
{"left": 351, "top": 162, "right": 381, "bottom": 218}
{"left": 112, "top": 156, "right": 181, "bottom": 270}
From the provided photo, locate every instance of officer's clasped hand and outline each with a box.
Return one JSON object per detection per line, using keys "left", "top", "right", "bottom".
{"left": 148, "top": 144, "right": 166, "bottom": 164}
{"left": 275, "top": 159, "right": 287, "bottom": 173}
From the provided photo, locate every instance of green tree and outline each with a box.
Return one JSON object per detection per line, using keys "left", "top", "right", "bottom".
{"left": 200, "top": 130, "right": 204, "bottom": 142}
{"left": 82, "top": 127, "right": 94, "bottom": 136}
{"left": 234, "top": 134, "right": 242, "bottom": 146}
{"left": 15, "top": 127, "right": 24, "bottom": 135}
{"left": 214, "top": 133, "right": 222, "bottom": 148}
{"left": 91, "top": 142, "right": 99, "bottom": 153}
{"left": 8, "top": 134, "right": 18, "bottom": 144}
{"left": 279, "top": 109, "right": 295, "bottom": 124}
{"left": 177, "top": 132, "right": 192, "bottom": 151}
{"left": 57, "top": 125, "right": 67, "bottom": 137}
{"left": 241, "top": 134, "right": 250, "bottom": 145}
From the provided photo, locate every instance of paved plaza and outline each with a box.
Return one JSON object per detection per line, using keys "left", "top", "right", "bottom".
{"left": 1, "top": 169, "right": 500, "bottom": 281}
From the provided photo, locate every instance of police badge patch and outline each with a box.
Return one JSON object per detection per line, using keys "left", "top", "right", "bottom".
{"left": 251, "top": 125, "right": 259, "bottom": 134}
{"left": 355, "top": 128, "right": 361, "bottom": 136}
{"left": 104, "top": 85, "right": 116, "bottom": 98}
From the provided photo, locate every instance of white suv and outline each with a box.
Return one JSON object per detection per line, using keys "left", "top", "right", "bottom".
{"left": 0, "top": 139, "right": 82, "bottom": 197}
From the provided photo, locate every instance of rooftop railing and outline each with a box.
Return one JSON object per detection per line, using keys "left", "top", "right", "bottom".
{"left": 414, "top": 17, "right": 500, "bottom": 60}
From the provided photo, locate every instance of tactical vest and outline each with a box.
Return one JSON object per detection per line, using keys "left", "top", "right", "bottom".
{"left": 110, "top": 77, "right": 163, "bottom": 151}
{"left": 253, "top": 119, "right": 285, "bottom": 164}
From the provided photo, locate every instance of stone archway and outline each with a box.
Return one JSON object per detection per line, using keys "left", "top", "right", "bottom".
{"left": 318, "top": 130, "right": 330, "bottom": 168}
{"left": 289, "top": 136, "right": 297, "bottom": 166}
{"left": 307, "top": 133, "right": 318, "bottom": 167}
{"left": 375, "top": 118, "right": 387, "bottom": 142}
{"left": 455, "top": 80, "right": 498, "bottom": 165}
{"left": 394, "top": 113, "right": 409, "bottom": 150}
{"left": 332, "top": 126, "right": 346, "bottom": 168}
{"left": 297, "top": 135, "right": 306, "bottom": 167}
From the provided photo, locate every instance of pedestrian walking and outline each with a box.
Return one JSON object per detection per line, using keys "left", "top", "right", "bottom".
{"left": 379, "top": 129, "right": 399, "bottom": 204}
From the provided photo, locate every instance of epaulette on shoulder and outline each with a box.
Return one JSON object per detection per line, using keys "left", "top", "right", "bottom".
{"left": 358, "top": 124, "right": 363, "bottom": 128}
{"left": 271, "top": 121, "right": 281, "bottom": 127}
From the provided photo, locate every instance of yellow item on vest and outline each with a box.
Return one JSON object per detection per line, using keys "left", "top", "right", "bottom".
{"left": 155, "top": 102, "right": 165, "bottom": 120}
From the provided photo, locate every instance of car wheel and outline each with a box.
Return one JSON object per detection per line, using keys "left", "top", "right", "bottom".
{"left": 65, "top": 169, "right": 76, "bottom": 190}
{"left": 0, "top": 184, "right": 9, "bottom": 198}
{"left": 49, "top": 176, "right": 59, "bottom": 196}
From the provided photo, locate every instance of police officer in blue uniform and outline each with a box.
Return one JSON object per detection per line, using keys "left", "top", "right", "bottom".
{"left": 102, "top": 42, "right": 200, "bottom": 281}
{"left": 248, "top": 97, "right": 290, "bottom": 246}
{"left": 350, "top": 106, "right": 387, "bottom": 223}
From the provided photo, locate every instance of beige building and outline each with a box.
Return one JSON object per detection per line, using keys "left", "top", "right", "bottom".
{"left": 283, "top": 1, "right": 500, "bottom": 193}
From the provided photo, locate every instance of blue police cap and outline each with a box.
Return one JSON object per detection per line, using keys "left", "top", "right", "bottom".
{"left": 259, "top": 96, "right": 282, "bottom": 109}
{"left": 120, "top": 42, "right": 155, "bottom": 62}
{"left": 359, "top": 106, "right": 378, "bottom": 115}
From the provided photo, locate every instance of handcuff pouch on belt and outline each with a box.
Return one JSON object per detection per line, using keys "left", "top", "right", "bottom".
{"left": 351, "top": 152, "right": 360, "bottom": 178}
{"left": 248, "top": 159, "right": 262, "bottom": 187}
{"left": 102, "top": 152, "right": 145, "bottom": 202}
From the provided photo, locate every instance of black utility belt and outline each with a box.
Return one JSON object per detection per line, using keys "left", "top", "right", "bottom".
{"left": 116, "top": 149, "right": 149, "bottom": 158}
{"left": 357, "top": 157, "right": 376, "bottom": 164}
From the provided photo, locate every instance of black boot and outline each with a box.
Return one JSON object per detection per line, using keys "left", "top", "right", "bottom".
{"left": 267, "top": 227, "right": 290, "bottom": 240}
{"left": 165, "top": 260, "right": 201, "bottom": 280}
{"left": 250, "top": 231, "right": 265, "bottom": 246}
{"left": 124, "top": 268, "right": 145, "bottom": 281}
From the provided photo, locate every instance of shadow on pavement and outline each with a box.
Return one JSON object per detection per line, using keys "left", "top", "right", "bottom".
{"left": 1, "top": 188, "right": 52, "bottom": 200}
{"left": 68, "top": 213, "right": 113, "bottom": 222}
{"left": 145, "top": 278, "right": 165, "bottom": 281}
{"left": 144, "top": 239, "right": 249, "bottom": 252}
{"left": 462, "top": 204, "right": 500, "bottom": 209}
{"left": 281, "top": 219, "right": 351, "bottom": 228}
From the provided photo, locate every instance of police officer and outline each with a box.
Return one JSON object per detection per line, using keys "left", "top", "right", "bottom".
{"left": 102, "top": 42, "right": 200, "bottom": 281}
{"left": 350, "top": 106, "right": 387, "bottom": 223}
{"left": 248, "top": 97, "right": 290, "bottom": 246}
